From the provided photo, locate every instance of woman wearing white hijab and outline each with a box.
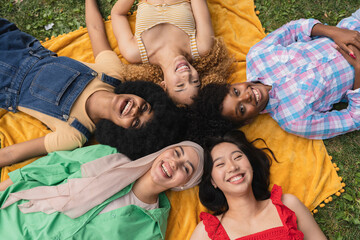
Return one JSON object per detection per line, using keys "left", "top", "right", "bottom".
{"left": 0, "top": 141, "right": 203, "bottom": 239}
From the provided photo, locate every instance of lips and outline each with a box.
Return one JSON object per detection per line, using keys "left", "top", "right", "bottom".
{"left": 227, "top": 173, "right": 245, "bottom": 184}
{"left": 161, "top": 162, "right": 172, "bottom": 178}
{"left": 120, "top": 99, "right": 133, "bottom": 116}
{"left": 175, "top": 62, "right": 190, "bottom": 73}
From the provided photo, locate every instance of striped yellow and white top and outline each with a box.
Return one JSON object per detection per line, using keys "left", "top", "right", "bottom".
{"left": 135, "top": 0, "right": 200, "bottom": 63}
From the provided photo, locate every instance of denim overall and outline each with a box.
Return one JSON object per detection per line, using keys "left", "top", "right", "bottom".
{"left": 0, "top": 19, "right": 121, "bottom": 141}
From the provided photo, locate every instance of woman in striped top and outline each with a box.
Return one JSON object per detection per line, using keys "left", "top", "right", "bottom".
{"left": 111, "top": 0, "right": 217, "bottom": 105}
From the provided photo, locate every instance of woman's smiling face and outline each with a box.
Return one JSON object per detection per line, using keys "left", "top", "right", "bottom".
{"left": 221, "top": 82, "right": 270, "bottom": 124}
{"left": 109, "top": 94, "right": 153, "bottom": 129}
{"left": 161, "top": 56, "right": 200, "bottom": 105}
{"left": 150, "top": 145, "right": 200, "bottom": 190}
{"left": 210, "top": 142, "right": 253, "bottom": 196}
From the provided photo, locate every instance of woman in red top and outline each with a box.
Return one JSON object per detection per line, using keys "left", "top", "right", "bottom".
{"left": 191, "top": 130, "right": 326, "bottom": 240}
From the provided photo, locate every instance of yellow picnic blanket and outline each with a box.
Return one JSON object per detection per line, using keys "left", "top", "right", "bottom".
{"left": 0, "top": 0, "right": 342, "bottom": 239}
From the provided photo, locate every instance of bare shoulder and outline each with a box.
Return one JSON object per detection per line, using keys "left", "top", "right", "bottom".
{"left": 190, "top": 221, "right": 211, "bottom": 240}
{"left": 281, "top": 193, "right": 308, "bottom": 213}
{"left": 282, "top": 193, "right": 301, "bottom": 206}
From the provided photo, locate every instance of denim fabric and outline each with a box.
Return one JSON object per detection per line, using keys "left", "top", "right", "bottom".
{"left": 0, "top": 19, "right": 120, "bottom": 140}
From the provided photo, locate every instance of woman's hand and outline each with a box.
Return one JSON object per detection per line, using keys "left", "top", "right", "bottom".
{"left": 312, "top": 24, "right": 360, "bottom": 57}
{"left": 330, "top": 28, "right": 360, "bottom": 58}
{"left": 335, "top": 44, "right": 360, "bottom": 89}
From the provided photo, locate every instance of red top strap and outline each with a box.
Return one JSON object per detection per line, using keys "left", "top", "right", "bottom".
{"left": 200, "top": 212, "right": 230, "bottom": 240}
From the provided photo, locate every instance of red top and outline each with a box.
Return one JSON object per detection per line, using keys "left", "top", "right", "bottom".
{"left": 200, "top": 185, "right": 304, "bottom": 240}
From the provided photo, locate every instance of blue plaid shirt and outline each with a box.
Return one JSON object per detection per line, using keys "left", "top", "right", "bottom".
{"left": 246, "top": 17, "right": 360, "bottom": 139}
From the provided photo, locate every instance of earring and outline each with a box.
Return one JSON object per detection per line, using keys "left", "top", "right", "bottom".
{"left": 180, "top": 186, "right": 184, "bottom": 190}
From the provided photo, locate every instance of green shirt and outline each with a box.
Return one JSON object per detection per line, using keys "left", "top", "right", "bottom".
{"left": 0, "top": 145, "right": 170, "bottom": 240}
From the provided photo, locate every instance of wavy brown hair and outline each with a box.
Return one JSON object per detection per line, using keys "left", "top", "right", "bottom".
{"left": 118, "top": 38, "right": 234, "bottom": 87}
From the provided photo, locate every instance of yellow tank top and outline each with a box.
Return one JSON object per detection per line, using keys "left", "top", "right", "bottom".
{"left": 135, "top": 0, "right": 200, "bottom": 63}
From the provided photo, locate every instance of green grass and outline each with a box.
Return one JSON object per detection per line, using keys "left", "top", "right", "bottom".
{"left": 1, "top": 0, "right": 360, "bottom": 239}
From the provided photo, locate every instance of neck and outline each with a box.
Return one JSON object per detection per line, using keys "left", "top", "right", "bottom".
{"left": 152, "top": 45, "right": 188, "bottom": 70}
{"left": 85, "top": 90, "right": 113, "bottom": 124}
{"left": 225, "top": 190, "right": 264, "bottom": 219}
{"left": 132, "top": 170, "right": 164, "bottom": 204}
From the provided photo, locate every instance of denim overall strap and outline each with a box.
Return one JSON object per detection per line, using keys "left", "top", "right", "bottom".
{"left": 71, "top": 119, "right": 92, "bottom": 140}
{"left": 100, "top": 73, "right": 122, "bottom": 87}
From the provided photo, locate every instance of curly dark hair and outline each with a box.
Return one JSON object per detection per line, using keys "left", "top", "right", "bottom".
{"left": 95, "top": 81, "right": 186, "bottom": 160}
{"left": 199, "top": 130, "right": 276, "bottom": 215}
{"left": 194, "top": 83, "right": 230, "bottom": 119}
{"left": 182, "top": 93, "right": 235, "bottom": 147}
{"left": 193, "top": 83, "right": 250, "bottom": 127}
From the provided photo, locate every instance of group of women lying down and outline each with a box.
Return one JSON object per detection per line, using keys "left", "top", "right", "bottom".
{"left": 1, "top": 0, "right": 360, "bottom": 239}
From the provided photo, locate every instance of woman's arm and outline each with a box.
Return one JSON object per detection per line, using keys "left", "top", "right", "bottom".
{"left": 311, "top": 23, "right": 360, "bottom": 59}
{"left": 191, "top": 0, "right": 214, "bottom": 55}
{"left": 282, "top": 194, "right": 327, "bottom": 240}
{"left": 0, "top": 137, "right": 47, "bottom": 168}
{"left": 85, "top": 0, "right": 112, "bottom": 57}
{"left": 111, "top": 0, "right": 141, "bottom": 63}
{"left": 190, "top": 221, "right": 210, "bottom": 240}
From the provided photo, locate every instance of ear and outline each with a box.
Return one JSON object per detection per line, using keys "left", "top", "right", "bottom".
{"left": 160, "top": 81, "right": 167, "bottom": 91}
{"left": 211, "top": 178, "right": 217, "bottom": 189}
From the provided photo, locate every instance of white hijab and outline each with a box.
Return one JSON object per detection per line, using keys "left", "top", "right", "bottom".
{"left": 1, "top": 141, "right": 204, "bottom": 219}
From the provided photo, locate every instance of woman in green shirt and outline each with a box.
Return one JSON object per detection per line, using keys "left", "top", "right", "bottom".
{"left": 0, "top": 142, "right": 203, "bottom": 239}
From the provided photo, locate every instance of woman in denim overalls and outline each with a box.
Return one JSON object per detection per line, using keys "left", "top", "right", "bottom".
{"left": 0, "top": 1, "right": 185, "bottom": 169}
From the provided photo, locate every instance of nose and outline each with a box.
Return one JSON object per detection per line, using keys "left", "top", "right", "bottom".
{"left": 227, "top": 161, "right": 239, "bottom": 173}
{"left": 130, "top": 104, "right": 140, "bottom": 117}
{"left": 240, "top": 90, "right": 251, "bottom": 103}
{"left": 181, "top": 72, "right": 191, "bottom": 81}
{"left": 169, "top": 160, "right": 178, "bottom": 171}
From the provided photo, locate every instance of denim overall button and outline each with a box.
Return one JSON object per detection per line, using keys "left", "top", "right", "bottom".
{"left": 29, "top": 50, "right": 33, "bottom": 54}
{"left": 63, "top": 114, "right": 69, "bottom": 120}
{"left": 91, "top": 72, "right": 98, "bottom": 77}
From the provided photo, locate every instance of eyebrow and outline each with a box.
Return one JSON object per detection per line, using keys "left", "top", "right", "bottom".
{"left": 213, "top": 150, "right": 242, "bottom": 163}
{"left": 187, "top": 160, "right": 195, "bottom": 173}
{"left": 179, "top": 146, "right": 185, "bottom": 156}
{"left": 213, "top": 156, "right": 223, "bottom": 163}
{"left": 231, "top": 150, "right": 243, "bottom": 157}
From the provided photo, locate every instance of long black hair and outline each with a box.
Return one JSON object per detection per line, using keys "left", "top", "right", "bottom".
{"left": 199, "top": 130, "right": 276, "bottom": 215}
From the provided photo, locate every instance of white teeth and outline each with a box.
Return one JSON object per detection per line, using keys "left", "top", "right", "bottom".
{"left": 122, "top": 100, "right": 132, "bottom": 115}
{"left": 176, "top": 64, "right": 190, "bottom": 72}
{"left": 253, "top": 89, "right": 260, "bottom": 104}
{"left": 229, "top": 175, "right": 243, "bottom": 182}
{"left": 161, "top": 163, "right": 171, "bottom": 177}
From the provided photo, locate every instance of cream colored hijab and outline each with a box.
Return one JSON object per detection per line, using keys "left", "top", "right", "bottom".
{"left": 1, "top": 141, "right": 204, "bottom": 219}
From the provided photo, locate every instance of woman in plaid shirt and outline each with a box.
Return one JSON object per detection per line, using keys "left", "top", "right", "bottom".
{"left": 196, "top": 9, "right": 360, "bottom": 139}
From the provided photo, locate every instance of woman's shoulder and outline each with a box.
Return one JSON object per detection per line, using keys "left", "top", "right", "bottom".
{"left": 190, "top": 214, "right": 213, "bottom": 240}
{"left": 270, "top": 184, "right": 301, "bottom": 209}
